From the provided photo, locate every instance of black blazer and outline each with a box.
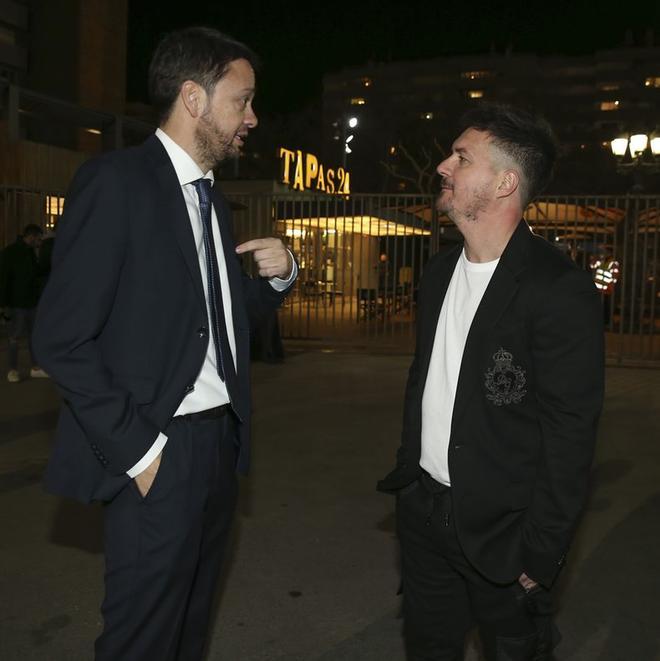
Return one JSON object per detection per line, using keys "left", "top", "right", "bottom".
{"left": 34, "top": 135, "right": 293, "bottom": 504}
{"left": 378, "top": 221, "right": 604, "bottom": 587}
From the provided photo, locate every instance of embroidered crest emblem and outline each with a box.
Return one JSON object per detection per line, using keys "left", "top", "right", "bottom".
{"left": 484, "top": 347, "right": 527, "bottom": 406}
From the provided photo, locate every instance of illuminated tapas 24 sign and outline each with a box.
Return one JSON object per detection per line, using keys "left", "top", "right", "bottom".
{"left": 279, "top": 148, "right": 350, "bottom": 195}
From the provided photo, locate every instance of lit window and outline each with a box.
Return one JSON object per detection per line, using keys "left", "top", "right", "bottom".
{"left": 600, "top": 101, "right": 620, "bottom": 111}
{"left": 45, "top": 195, "right": 65, "bottom": 229}
{"left": 645, "top": 77, "right": 660, "bottom": 88}
{"left": 350, "top": 97, "right": 366, "bottom": 105}
{"left": 361, "top": 77, "right": 373, "bottom": 88}
{"left": 461, "top": 70, "right": 490, "bottom": 80}
{"left": 421, "top": 112, "right": 434, "bottom": 120}
{"left": 388, "top": 146, "right": 397, "bottom": 155}
{"left": 468, "top": 90, "right": 484, "bottom": 99}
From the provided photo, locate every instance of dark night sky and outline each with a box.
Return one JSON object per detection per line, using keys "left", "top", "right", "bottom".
{"left": 127, "top": 0, "right": 660, "bottom": 114}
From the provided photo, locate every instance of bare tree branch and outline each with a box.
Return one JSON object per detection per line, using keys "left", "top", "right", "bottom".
{"left": 433, "top": 138, "right": 447, "bottom": 158}
{"left": 381, "top": 139, "right": 447, "bottom": 194}
{"left": 379, "top": 161, "right": 421, "bottom": 188}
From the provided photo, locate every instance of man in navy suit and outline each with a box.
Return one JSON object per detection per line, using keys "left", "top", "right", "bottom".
{"left": 378, "top": 105, "right": 604, "bottom": 660}
{"left": 34, "top": 27, "right": 296, "bottom": 661}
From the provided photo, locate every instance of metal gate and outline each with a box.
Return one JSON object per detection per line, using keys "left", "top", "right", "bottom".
{"left": 228, "top": 192, "right": 660, "bottom": 363}
{"left": 228, "top": 192, "right": 436, "bottom": 349}
{"left": 2, "top": 186, "right": 657, "bottom": 363}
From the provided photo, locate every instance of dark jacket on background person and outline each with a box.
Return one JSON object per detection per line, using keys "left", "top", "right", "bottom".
{"left": 38, "top": 236, "right": 56, "bottom": 289}
{"left": 0, "top": 237, "right": 41, "bottom": 309}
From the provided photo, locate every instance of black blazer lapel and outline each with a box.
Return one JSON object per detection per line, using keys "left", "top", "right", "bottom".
{"left": 143, "top": 136, "right": 207, "bottom": 313}
{"left": 451, "top": 220, "right": 531, "bottom": 433}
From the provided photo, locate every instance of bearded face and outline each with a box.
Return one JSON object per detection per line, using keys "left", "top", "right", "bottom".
{"left": 193, "top": 58, "right": 257, "bottom": 170}
{"left": 435, "top": 128, "right": 501, "bottom": 229}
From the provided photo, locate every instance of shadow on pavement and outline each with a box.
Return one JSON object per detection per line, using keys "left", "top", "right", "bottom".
{"left": 558, "top": 492, "right": 660, "bottom": 660}
{"left": 0, "top": 409, "right": 58, "bottom": 446}
{"left": 48, "top": 498, "right": 104, "bottom": 554}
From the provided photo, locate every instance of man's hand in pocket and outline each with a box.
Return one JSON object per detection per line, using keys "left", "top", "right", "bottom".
{"left": 134, "top": 452, "right": 162, "bottom": 497}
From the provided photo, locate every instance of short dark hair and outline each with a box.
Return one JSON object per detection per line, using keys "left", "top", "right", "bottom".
{"left": 22, "top": 224, "right": 43, "bottom": 238}
{"left": 458, "top": 103, "right": 557, "bottom": 206}
{"left": 148, "top": 26, "right": 259, "bottom": 123}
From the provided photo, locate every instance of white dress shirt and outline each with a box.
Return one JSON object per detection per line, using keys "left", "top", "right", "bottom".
{"left": 420, "top": 249, "right": 499, "bottom": 486}
{"left": 127, "top": 129, "right": 296, "bottom": 477}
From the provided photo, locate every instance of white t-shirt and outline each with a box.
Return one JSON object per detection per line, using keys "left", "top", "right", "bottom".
{"left": 420, "top": 248, "right": 499, "bottom": 486}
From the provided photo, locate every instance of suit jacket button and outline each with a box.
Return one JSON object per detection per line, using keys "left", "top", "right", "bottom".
{"left": 454, "top": 445, "right": 462, "bottom": 449}
{"left": 197, "top": 326, "right": 208, "bottom": 338}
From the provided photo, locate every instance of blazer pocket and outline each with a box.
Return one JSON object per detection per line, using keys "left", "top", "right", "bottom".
{"left": 113, "top": 373, "right": 157, "bottom": 404}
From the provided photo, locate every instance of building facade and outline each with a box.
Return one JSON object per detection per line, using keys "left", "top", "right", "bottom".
{"left": 322, "top": 43, "right": 660, "bottom": 193}
{"left": 0, "top": 0, "right": 152, "bottom": 246}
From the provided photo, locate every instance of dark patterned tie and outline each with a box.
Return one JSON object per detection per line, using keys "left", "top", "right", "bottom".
{"left": 191, "top": 178, "right": 237, "bottom": 389}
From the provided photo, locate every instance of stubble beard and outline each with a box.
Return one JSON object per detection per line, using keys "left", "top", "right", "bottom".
{"left": 440, "top": 184, "right": 492, "bottom": 229}
{"left": 195, "top": 112, "right": 238, "bottom": 170}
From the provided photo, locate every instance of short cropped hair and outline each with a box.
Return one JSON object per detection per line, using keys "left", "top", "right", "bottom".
{"left": 148, "top": 26, "right": 259, "bottom": 123}
{"left": 22, "top": 224, "right": 43, "bottom": 238}
{"left": 459, "top": 103, "right": 557, "bottom": 206}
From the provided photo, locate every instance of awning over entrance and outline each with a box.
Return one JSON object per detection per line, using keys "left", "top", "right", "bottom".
{"left": 276, "top": 214, "right": 431, "bottom": 237}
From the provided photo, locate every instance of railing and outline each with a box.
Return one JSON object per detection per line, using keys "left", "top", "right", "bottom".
{"left": 228, "top": 191, "right": 660, "bottom": 363}
{"left": 3, "top": 184, "right": 658, "bottom": 363}
{"left": 227, "top": 192, "right": 437, "bottom": 350}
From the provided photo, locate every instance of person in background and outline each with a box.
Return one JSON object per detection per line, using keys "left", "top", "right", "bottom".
{"left": 0, "top": 223, "right": 48, "bottom": 382}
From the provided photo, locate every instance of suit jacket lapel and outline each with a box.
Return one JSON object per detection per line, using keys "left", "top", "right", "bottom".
{"left": 450, "top": 220, "right": 531, "bottom": 433}
{"left": 144, "top": 136, "right": 207, "bottom": 313}
{"left": 211, "top": 187, "right": 249, "bottom": 330}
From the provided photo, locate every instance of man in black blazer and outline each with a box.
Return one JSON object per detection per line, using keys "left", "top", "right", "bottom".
{"left": 33, "top": 27, "right": 296, "bottom": 661}
{"left": 378, "top": 105, "right": 604, "bottom": 660}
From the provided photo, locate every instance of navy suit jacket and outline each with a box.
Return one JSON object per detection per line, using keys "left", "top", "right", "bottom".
{"left": 378, "top": 220, "right": 604, "bottom": 587}
{"left": 34, "top": 135, "right": 293, "bottom": 503}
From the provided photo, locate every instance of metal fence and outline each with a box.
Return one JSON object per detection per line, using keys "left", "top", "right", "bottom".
{"left": 2, "top": 187, "right": 658, "bottom": 363}
{"left": 228, "top": 192, "right": 437, "bottom": 349}
{"left": 227, "top": 192, "right": 660, "bottom": 364}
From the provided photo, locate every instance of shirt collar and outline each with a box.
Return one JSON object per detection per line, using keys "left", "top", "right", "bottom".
{"left": 155, "top": 128, "right": 214, "bottom": 187}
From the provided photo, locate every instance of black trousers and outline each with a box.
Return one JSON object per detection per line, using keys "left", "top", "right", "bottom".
{"left": 95, "top": 413, "right": 239, "bottom": 661}
{"left": 396, "top": 474, "right": 558, "bottom": 661}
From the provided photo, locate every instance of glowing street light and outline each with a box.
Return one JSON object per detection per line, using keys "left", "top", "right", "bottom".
{"left": 610, "top": 138, "right": 628, "bottom": 157}
{"left": 610, "top": 132, "right": 660, "bottom": 170}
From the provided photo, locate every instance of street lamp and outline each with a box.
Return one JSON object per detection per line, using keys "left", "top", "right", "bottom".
{"left": 335, "top": 115, "right": 358, "bottom": 168}
{"left": 610, "top": 132, "right": 660, "bottom": 190}
{"left": 610, "top": 132, "right": 660, "bottom": 167}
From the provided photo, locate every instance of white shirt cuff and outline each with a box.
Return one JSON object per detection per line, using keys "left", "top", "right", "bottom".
{"left": 269, "top": 250, "right": 297, "bottom": 292}
{"left": 126, "top": 432, "right": 168, "bottom": 478}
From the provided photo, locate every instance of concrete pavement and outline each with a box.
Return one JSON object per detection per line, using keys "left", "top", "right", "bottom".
{"left": 0, "top": 348, "right": 659, "bottom": 660}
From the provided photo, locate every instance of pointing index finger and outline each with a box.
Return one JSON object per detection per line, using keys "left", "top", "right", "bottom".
{"left": 236, "top": 238, "right": 272, "bottom": 254}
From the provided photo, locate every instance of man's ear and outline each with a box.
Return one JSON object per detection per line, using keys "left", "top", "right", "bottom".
{"left": 496, "top": 169, "right": 520, "bottom": 199}
{"left": 180, "top": 80, "right": 206, "bottom": 118}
